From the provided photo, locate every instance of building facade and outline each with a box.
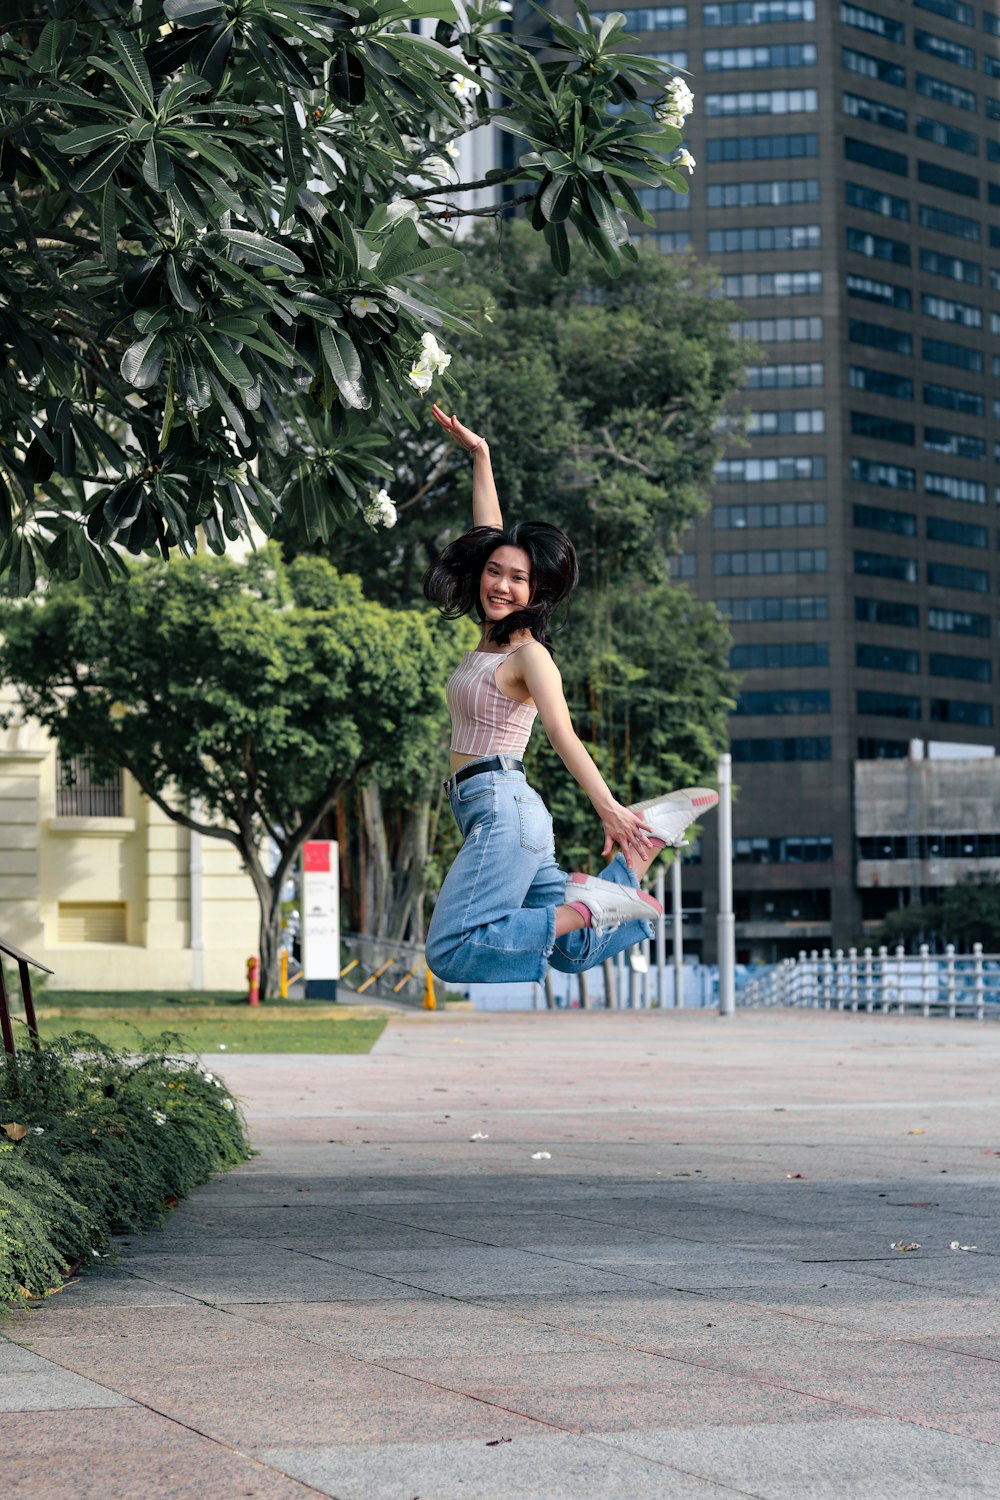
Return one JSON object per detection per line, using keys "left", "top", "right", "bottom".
{"left": 534, "top": 0, "right": 1000, "bottom": 959}
{"left": 0, "top": 708, "right": 259, "bottom": 992}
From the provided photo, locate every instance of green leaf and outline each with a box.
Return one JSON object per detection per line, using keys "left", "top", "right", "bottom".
{"left": 540, "top": 173, "right": 575, "bottom": 224}
{"left": 280, "top": 90, "right": 305, "bottom": 183}
{"left": 320, "top": 327, "right": 371, "bottom": 411}
{"left": 73, "top": 141, "right": 130, "bottom": 194}
{"left": 0, "top": 534, "right": 36, "bottom": 598}
{"left": 165, "top": 256, "right": 199, "bottom": 313}
{"left": 598, "top": 11, "right": 627, "bottom": 49}
{"left": 56, "top": 122, "right": 126, "bottom": 155}
{"left": 100, "top": 181, "right": 119, "bottom": 272}
{"left": 223, "top": 230, "right": 305, "bottom": 273}
{"left": 121, "top": 332, "right": 167, "bottom": 389}
{"left": 30, "top": 18, "right": 78, "bottom": 75}
{"left": 107, "top": 28, "right": 156, "bottom": 113}
{"left": 163, "top": 0, "right": 226, "bottom": 20}
{"left": 197, "top": 333, "right": 254, "bottom": 390}
{"left": 374, "top": 217, "right": 419, "bottom": 281}
{"left": 143, "top": 139, "right": 175, "bottom": 192}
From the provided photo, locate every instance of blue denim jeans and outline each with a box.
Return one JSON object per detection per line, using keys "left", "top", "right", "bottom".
{"left": 425, "top": 761, "right": 654, "bottom": 985}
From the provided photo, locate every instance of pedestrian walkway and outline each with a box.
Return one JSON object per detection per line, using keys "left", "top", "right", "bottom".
{"left": 3, "top": 1009, "right": 1000, "bottom": 1499}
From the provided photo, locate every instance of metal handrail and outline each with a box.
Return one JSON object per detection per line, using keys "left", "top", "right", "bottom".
{"left": 740, "top": 943, "right": 1000, "bottom": 1019}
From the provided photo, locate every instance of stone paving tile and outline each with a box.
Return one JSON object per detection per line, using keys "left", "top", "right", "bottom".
{"left": 228, "top": 1297, "right": 601, "bottom": 1360}
{"left": 102, "top": 1250, "right": 421, "bottom": 1305}
{"left": 304, "top": 1244, "right": 655, "bottom": 1298}
{"left": 258, "top": 1432, "right": 748, "bottom": 1500}
{"left": 916, "top": 1407, "right": 1000, "bottom": 1445}
{"left": 51, "top": 1270, "right": 196, "bottom": 1308}
{"left": 603, "top": 1416, "right": 1000, "bottom": 1498}
{"left": 0, "top": 1368, "right": 132, "bottom": 1413}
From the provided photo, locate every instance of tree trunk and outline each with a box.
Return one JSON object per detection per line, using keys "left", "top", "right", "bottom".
{"left": 258, "top": 896, "right": 284, "bottom": 1002}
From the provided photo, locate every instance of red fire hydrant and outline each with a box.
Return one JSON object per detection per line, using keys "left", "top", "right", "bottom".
{"left": 247, "top": 956, "right": 260, "bottom": 1007}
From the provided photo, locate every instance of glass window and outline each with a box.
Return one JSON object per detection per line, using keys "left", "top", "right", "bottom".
{"left": 705, "top": 44, "right": 817, "bottom": 71}
{"left": 925, "top": 471, "right": 988, "bottom": 502}
{"left": 918, "top": 160, "right": 980, "bottom": 198}
{"left": 930, "top": 652, "right": 992, "bottom": 681}
{"left": 922, "top": 336, "right": 984, "bottom": 370}
{"left": 921, "top": 291, "right": 983, "bottom": 325}
{"left": 857, "top": 643, "right": 920, "bottom": 672}
{"left": 735, "top": 689, "right": 831, "bottom": 716}
{"left": 915, "top": 0, "right": 974, "bottom": 24}
{"left": 857, "top": 739, "right": 911, "bottom": 760}
{"left": 849, "top": 319, "right": 913, "bottom": 354}
{"left": 714, "top": 456, "right": 827, "bottom": 482}
{"left": 717, "top": 594, "right": 829, "bottom": 621}
{"left": 857, "top": 690, "right": 922, "bottom": 718}
{"left": 849, "top": 365, "right": 914, "bottom": 399}
{"left": 915, "top": 72, "right": 977, "bottom": 109}
{"left": 930, "top": 697, "right": 993, "bottom": 724}
{"left": 706, "top": 88, "right": 819, "bottom": 116}
{"left": 714, "top": 548, "right": 828, "bottom": 575}
{"left": 846, "top": 182, "right": 910, "bottom": 220}
{"left": 636, "top": 230, "right": 692, "bottom": 254}
{"left": 920, "top": 247, "right": 982, "bottom": 283}
{"left": 924, "top": 427, "right": 987, "bottom": 459}
{"left": 854, "top": 549, "right": 918, "bottom": 581}
{"left": 985, "top": 12, "right": 1000, "bottom": 37}
{"left": 842, "top": 92, "right": 909, "bottom": 130}
{"left": 589, "top": 7, "right": 687, "bottom": 30}
{"left": 714, "top": 501, "right": 827, "bottom": 527}
{"left": 852, "top": 458, "right": 917, "bottom": 490}
{"left": 927, "top": 605, "right": 990, "bottom": 634}
{"left": 918, "top": 203, "right": 981, "bottom": 240}
{"left": 745, "top": 362, "right": 824, "bottom": 388}
{"left": 722, "top": 271, "right": 823, "bottom": 298}
{"left": 706, "top": 133, "right": 819, "bottom": 162}
{"left": 844, "top": 138, "right": 909, "bottom": 175}
{"left": 926, "top": 515, "right": 988, "bottom": 546}
{"left": 854, "top": 503, "right": 917, "bottom": 536}
{"left": 705, "top": 1, "right": 816, "bottom": 21}
{"left": 840, "top": 4, "right": 904, "bottom": 42}
{"left": 928, "top": 560, "right": 990, "bottom": 589}
{"left": 731, "top": 737, "right": 831, "bottom": 762}
{"left": 855, "top": 596, "right": 920, "bottom": 627}
{"left": 846, "top": 271, "right": 912, "bottom": 307}
{"left": 915, "top": 116, "right": 979, "bottom": 153}
{"left": 733, "top": 834, "right": 833, "bottom": 863}
{"left": 746, "top": 408, "right": 826, "bottom": 434}
{"left": 842, "top": 46, "right": 906, "bottom": 86}
{"left": 709, "top": 224, "right": 821, "bottom": 253}
{"left": 731, "top": 642, "right": 829, "bottom": 670}
{"left": 669, "top": 553, "right": 697, "bottom": 579}
{"left": 733, "top": 316, "right": 824, "bottom": 342}
{"left": 915, "top": 29, "right": 976, "bottom": 68}
{"left": 846, "top": 228, "right": 911, "bottom": 264}
{"left": 635, "top": 187, "right": 692, "bottom": 210}
{"left": 708, "top": 178, "right": 820, "bottom": 208}
{"left": 851, "top": 412, "right": 916, "bottom": 444}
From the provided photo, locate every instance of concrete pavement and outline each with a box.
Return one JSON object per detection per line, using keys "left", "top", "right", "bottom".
{"left": 3, "top": 1008, "right": 1000, "bottom": 1499}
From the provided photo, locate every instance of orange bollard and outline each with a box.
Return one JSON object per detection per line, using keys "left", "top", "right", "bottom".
{"left": 423, "top": 966, "right": 437, "bottom": 1010}
{"left": 247, "top": 955, "right": 260, "bottom": 1006}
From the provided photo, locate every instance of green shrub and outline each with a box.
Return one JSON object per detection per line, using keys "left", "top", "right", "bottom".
{"left": 1, "top": 1034, "right": 250, "bottom": 1307}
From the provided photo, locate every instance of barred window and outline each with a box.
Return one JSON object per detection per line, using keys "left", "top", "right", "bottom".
{"left": 56, "top": 754, "right": 124, "bottom": 817}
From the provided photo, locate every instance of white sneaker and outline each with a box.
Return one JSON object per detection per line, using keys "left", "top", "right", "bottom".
{"left": 628, "top": 786, "right": 719, "bottom": 848}
{"left": 566, "top": 872, "right": 663, "bottom": 929}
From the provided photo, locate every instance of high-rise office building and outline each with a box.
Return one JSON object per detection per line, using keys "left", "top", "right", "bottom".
{"left": 530, "top": 0, "right": 1000, "bottom": 960}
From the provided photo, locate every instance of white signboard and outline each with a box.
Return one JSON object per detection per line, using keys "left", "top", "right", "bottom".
{"left": 302, "top": 840, "right": 340, "bottom": 1000}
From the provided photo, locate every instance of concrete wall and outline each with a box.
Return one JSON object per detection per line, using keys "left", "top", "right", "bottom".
{"left": 856, "top": 758, "right": 1000, "bottom": 894}
{"left": 0, "top": 703, "right": 258, "bottom": 991}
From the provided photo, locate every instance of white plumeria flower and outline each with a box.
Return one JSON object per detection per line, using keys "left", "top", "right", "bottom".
{"left": 657, "top": 77, "right": 695, "bottom": 128}
{"left": 420, "top": 155, "right": 454, "bottom": 182}
{"left": 408, "top": 360, "right": 434, "bottom": 394}
{"left": 497, "top": 0, "right": 512, "bottom": 10}
{"left": 152, "top": 1110, "right": 166, "bottom": 1126}
{"left": 349, "top": 296, "right": 378, "bottom": 318}
{"left": 363, "top": 489, "right": 397, "bottom": 530}
{"left": 202, "top": 1072, "right": 215, "bottom": 1084}
{"left": 443, "top": 141, "right": 460, "bottom": 160}
{"left": 673, "top": 147, "right": 696, "bottom": 174}
{"left": 420, "top": 331, "right": 451, "bottom": 374}
{"left": 222, "top": 1097, "right": 235, "bottom": 1111}
{"left": 30, "top": 1126, "right": 44, "bottom": 1135}
{"left": 448, "top": 74, "right": 482, "bottom": 107}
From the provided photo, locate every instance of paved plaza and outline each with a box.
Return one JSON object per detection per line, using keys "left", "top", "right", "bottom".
{"left": 3, "top": 1008, "right": 1000, "bottom": 1499}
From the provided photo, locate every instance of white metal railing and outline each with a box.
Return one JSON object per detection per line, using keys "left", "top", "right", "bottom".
{"left": 740, "top": 943, "right": 1000, "bottom": 1019}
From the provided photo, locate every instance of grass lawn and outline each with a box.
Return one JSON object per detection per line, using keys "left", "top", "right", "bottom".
{"left": 30, "top": 1002, "right": 387, "bottom": 1055}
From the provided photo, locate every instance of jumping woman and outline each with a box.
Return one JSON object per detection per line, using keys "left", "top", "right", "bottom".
{"left": 423, "top": 405, "right": 719, "bottom": 986}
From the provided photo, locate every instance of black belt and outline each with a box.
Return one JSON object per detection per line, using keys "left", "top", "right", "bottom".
{"left": 447, "top": 754, "right": 525, "bottom": 790}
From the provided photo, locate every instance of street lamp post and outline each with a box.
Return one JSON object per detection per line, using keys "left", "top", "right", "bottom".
{"left": 718, "top": 752, "right": 735, "bottom": 1017}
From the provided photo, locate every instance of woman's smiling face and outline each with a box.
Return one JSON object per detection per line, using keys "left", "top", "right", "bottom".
{"left": 480, "top": 545, "right": 532, "bottom": 623}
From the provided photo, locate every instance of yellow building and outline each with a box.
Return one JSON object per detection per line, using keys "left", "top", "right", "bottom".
{"left": 0, "top": 709, "right": 259, "bottom": 992}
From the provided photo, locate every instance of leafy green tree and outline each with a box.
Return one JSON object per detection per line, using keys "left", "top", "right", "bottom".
{"left": 0, "top": 549, "right": 466, "bottom": 996}
{"left": 878, "top": 876, "right": 1000, "bottom": 953}
{"left": 0, "top": 1, "right": 693, "bottom": 592}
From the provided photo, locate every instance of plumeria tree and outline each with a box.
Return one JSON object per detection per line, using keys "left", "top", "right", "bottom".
{"left": 0, "top": 1, "right": 696, "bottom": 592}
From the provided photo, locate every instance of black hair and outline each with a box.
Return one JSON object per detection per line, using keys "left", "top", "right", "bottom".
{"left": 423, "top": 522, "right": 579, "bottom": 654}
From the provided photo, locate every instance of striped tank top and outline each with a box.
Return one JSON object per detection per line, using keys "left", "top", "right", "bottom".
{"left": 447, "top": 648, "right": 538, "bottom": 757}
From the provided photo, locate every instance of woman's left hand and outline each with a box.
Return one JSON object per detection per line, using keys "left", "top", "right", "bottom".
{"left": 600, "top": 801, "right": 654, "bottom": 869}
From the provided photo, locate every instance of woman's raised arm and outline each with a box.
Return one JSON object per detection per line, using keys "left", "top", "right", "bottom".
{"left": 432, "top": 403, "right": 502, "bottom": 530}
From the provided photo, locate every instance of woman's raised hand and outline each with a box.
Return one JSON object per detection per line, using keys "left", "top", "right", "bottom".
{"left": 431, "top": 403, "right": 485, "bottom": 454}
{"left": 600, "top": 802, "right": 654, "bottom": 870}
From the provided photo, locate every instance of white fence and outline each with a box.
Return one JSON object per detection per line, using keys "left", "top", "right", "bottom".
{"left": 741, "top": 943, "right": 1000, "bottom": 1019}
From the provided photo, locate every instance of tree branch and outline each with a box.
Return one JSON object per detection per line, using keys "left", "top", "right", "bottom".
{"left": 402, "top": 168, "right": 523, "bottom": 201}
{"left": 421, "top": 191, "right": 536, "bottom": 221}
